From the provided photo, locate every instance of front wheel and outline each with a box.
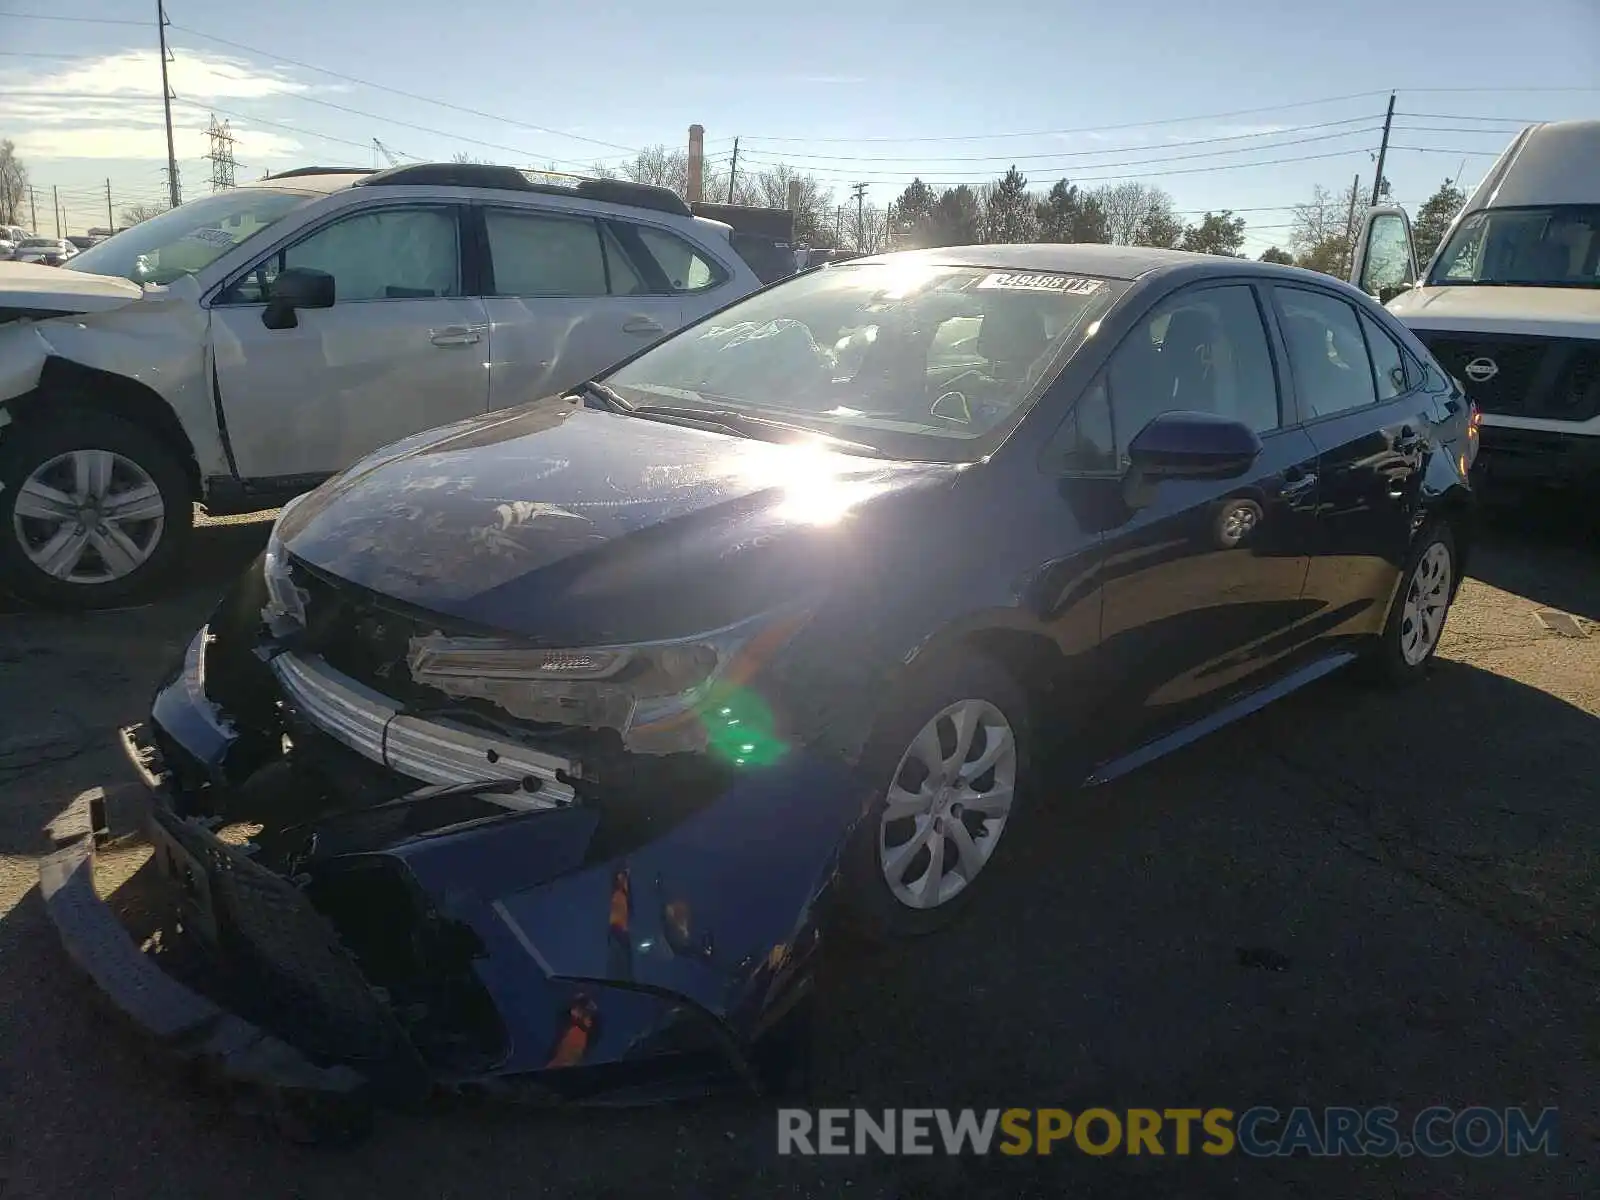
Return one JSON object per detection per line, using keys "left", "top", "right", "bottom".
{"left": 1365, "top": 522, "right": 1457, "bottom": 686}
{"left": 839, "top": 651, "right": 1032, "bottom": 941}
{"left": 0, "top": 410, "right": 193, "bottom": 609}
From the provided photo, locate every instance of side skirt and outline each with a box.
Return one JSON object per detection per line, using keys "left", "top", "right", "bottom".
{"left": 1083, "top": 651, "right": 1358, "bottom": 787}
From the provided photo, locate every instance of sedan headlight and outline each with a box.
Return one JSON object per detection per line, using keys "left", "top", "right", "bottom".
{"left": 261, "top": 494, "right": 311, "bottom": 636}
{"left": 407, "top": 608, "right": 812, "bottom": 757}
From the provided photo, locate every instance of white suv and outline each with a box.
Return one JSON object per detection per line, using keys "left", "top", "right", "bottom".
{"left": 0, "top": 163, "right": 764, "bottom": 608}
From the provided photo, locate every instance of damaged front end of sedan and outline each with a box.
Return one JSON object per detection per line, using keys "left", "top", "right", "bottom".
{"left": 40, "top": 523, "right": 876, "bottom": 1137}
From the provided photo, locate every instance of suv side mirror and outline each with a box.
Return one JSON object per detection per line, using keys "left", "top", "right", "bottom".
{"left": 262, "top": 267, "right": 335, "bottom": 330}
{"left": 1127, "top": 411, "right": 1262, "bottom": 482}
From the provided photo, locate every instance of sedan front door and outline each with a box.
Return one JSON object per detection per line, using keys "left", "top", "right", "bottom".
{"left": 1089, "top": 282, "right": 1323, "bottom": 752}
{"left": 209, "top": 203, "right": 489, "bottom": 482}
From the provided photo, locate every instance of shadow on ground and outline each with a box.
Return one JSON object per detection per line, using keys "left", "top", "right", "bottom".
{"left": 1470, "top": 490, "right": 1600, "bottom": 621}
{"left": 2, "top": 643, "right": 1595, "bottom": 1197}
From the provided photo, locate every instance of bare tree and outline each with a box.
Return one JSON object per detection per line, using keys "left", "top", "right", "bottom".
{"left": 0, "top": 140, "right": 27, "bottom": 226}
{"left": 119, "top": 202, "right": 168, "bottom": 226}
{"left": 1091, "top": 181, "right": 1182, "bottom": 247}
{"left": 747, "top": 163, "right": 835, "bottom": 245}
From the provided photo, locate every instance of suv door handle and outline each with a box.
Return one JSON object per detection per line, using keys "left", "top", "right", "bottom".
{"left": 622, "top": 317, "right": 664, "bottom": 336}
{"left": 430, "top": 325, "right": 483, "bottom": 347}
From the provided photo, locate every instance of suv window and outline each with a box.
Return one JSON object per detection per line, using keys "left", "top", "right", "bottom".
{"left": 486, "top": 209, "right": 609, "bottom": 297}
{"left": 1359, "top": 311, "right": 1410, "bottom": 401}
{"left": 1105, "top": 283, "right": 1280, "bottom": 457}
{"left": 225, "top": 206, "right": 461, "bottom": 303}
{"left": 1275, "top": 288, "right": 1376, "bottom": 419}
{"left": 633, "top": 225, "right": 725, "bottom": 293}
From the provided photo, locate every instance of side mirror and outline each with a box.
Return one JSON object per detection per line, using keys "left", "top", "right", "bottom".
{"left": 1349, "top": 206, "right": 1418, "bottom": 299}
{"left": 262, "top": 267, "right": 335, "bottom": 330}
{"left": 1127, "top": 411, "right": 1262, "bottom": 483}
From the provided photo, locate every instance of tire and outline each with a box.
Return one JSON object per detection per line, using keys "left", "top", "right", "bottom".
{"left": 838, "top": 650, "right": 1033, "bottom": 942}
{"left": 0, "top": 408, "right": 193, "bottom": 609}
{"left": 1364, "top": 521, "right": 1457, "bottom": 687}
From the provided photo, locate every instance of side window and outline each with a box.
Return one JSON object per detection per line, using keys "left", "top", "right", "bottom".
{"left": 485, "top": 209, "right": 608, "bottom": 297}
{"left": 1360, "top": 311, "right": 1410, "bottom": 401}
{"left": 599, "top": 224, "right": 645, "bottom": 296}
{"left": 633, "top": 225, "right": 726, "bottom": 293}
{"left": 1105, "top": 283, "right": 1280, "bottom": 459}
{"left": 1046, "top": 375, "right": 1118, "bottom": 474}
{"left": 1274, "top": 288, "right": 1378, "bottom": 420}
{"left": 225, "top": 207, "right": 461, "bottom": 303}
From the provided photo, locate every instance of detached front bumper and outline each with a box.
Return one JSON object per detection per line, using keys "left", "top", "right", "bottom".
{"left": 41, "top": 633, "right": 872, "bottom": 1112}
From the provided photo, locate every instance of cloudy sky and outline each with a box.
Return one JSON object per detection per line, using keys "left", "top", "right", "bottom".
{"left": 3, "top": 0, "right": 1596, "bottom": 248}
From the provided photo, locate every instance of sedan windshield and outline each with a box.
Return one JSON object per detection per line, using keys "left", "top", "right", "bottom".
{"left": 65, "top": 188, "right": 314, "bottom": 285}
{"left": 603, "top": 262, "right": 1124, "bottom": 461}
{"left": 1429, "top": 205, "right": 1600, "bottom": 288}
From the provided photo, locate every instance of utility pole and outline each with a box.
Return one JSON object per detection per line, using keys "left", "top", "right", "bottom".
{"left": 204, "top": 115, "right": 238, "bottom": 191}
{"left": 53, "top": 186, "right": 61, "bottom": 238}
{"left": 106, "top": 179, "right": 115, "bottom": 231}
{"left": 725, "top": 138, "right": 739, "bottom": 204}
{"left": 851, "top": 182, "right": 867, "bottom": 251}
{"left": 1370, "top": 91, "right": 1395, "bottom": 207}
{"left": 158, "top": 0, "right": 181, "bottom": 208}
{"left": 1342, "top": 174, "right": 1361, "bottom": 276}
{"left": 835, "top": 205, "right": 842, "bottom": 246}
{"left": 28, "top": 185, "right": 37, "bottom": 230}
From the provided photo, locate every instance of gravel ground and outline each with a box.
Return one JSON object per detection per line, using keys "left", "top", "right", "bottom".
{"left": 1, "top": 501, "right": 1597, "bottom": 1199}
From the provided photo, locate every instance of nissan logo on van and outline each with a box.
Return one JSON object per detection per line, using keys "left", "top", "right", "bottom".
{"left": 1464, "top": 357, "right": 1500, "bottom": 383}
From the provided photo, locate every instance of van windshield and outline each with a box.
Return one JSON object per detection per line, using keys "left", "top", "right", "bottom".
{"left": 1429, "top": 205, "right": 1600, "bottom": 288}
{"left": 65, "top": 188, "right": 314, "bottom": 285}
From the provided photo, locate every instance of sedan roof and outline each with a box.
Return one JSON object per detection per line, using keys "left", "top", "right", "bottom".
{"left": 855, "top": 242, "right": 1223, "bottom": 281}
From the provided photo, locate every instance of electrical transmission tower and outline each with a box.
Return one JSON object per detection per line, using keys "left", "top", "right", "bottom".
{"left": 204, "top": 115, "right": 239, "bottom": 192}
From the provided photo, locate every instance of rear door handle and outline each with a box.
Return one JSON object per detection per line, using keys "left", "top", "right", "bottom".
{"left": 430, "top": 325, "right": 483, "bottom": 347}
{"left": 622, "top": 317, "right": 664, "bottom": 336}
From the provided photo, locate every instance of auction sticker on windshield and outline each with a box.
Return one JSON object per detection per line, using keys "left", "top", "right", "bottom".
{"left": 975, "top": 272, "right": 1103, "bottom": 295}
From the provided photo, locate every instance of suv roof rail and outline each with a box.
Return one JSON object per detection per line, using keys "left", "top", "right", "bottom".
{"left": 352, "top": 162, "right": 692, "bottom": 217}
{"left": 266, "top": 166, "right": 377, "bottom": 180}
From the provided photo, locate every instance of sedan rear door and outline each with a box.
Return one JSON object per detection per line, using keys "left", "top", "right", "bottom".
{"left": 1268, "top": 284, "right": 1442, "bottom": 646}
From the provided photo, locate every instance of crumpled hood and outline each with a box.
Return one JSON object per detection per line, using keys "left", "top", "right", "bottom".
{"left": 278, "top": 397, "right": 963, "bottom": 642}
{"left": 0, "top": 261, "right": 144, "bottom": 313}
{"left": 1387, "top": 284, "right": 1600, "bottom": 338}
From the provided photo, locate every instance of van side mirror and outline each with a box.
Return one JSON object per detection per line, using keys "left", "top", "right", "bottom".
{"left": 1350, "top": 206, "right": 1419, "bottom": 299}
{"left": 262, "top": 267, "right": 335, "bottom": 330}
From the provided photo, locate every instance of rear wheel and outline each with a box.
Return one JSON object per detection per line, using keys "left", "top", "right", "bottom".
{"left": 1365, "top": 522, "right": 1456, "bottom": 686}
{"left": 840, "top": 651, "right": 1031, "bottom": 941}
{"left": 0, "top": 410, "right": 192, "bottom": 609}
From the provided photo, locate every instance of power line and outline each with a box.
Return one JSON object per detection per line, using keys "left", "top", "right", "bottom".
{"left": 735, "top": 89, "right": 1393, "bottom": 143}
{"left": 0, "top": 10, "right": 148, "bottom": 24}
{"left": 731, "top": 116, "right": 1381, "bottom": 165}
{"left": 736, "top": 126, "right": 1383, "bottom": 178}
{"left": 165, "top": 22, "right": 643, "bottom": 156}
{"left": 161, "top": 60, "right": 609, "bottom": 173}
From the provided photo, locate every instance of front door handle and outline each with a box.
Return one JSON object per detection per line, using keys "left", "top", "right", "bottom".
{"left": 1281, "top": 472, "right": 1318, "bottom": 499}
{"left": 430, "top": 325, "right": 483, "bottom": 347}
{"left": 622, "top": 317, "right": 664, "bottom": 336}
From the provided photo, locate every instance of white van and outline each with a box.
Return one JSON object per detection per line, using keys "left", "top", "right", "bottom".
{"left": 1350, "top": 119, "right": 1600, "bottom": 492}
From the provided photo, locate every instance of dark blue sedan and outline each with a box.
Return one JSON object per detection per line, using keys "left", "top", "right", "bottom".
{"left": 45, "top": 244, "right": 1478, "bottom": 1135}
